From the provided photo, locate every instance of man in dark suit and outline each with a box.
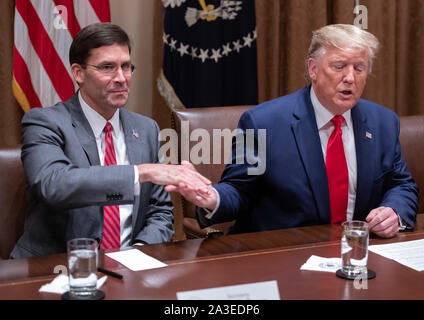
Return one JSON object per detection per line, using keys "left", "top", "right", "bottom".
{"left": 171, "top": 24, "right": 418, "bottom": 238}
{"left": 11, "top": 23, "right": 210, "bottom": 258}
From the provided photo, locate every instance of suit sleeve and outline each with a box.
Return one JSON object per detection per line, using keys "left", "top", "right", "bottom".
{"left": 21, "top": 108, "right": 135, "bottom": 210}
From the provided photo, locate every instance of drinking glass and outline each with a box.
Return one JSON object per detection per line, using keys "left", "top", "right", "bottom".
{"left": 67, "top": 238, "right": 98, "bottom": 297}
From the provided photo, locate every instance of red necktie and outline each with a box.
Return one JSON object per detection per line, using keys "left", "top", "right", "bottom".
{"left": 100, "top": 122, "right": 120, "bottom": 250}
{"left": 326, "top": 115, "right": 348, "bottom": 224}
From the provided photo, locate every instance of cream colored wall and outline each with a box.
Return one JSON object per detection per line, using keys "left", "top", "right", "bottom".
{"left": 110, "top": 0, "right": 154, "bottom": 117}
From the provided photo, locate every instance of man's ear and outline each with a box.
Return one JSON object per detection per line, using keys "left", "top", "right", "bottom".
{"left": 307, "top": 58, "right": 317, "bottom": 82}
{"left": 71, "top": 63, "right": 84, "bottom": 86}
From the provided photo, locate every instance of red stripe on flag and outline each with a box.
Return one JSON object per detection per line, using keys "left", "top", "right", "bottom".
{"left": 89, "top": 0, "right": 111, "bottom": 22}
{"left": 13, "top": 46, "right": 42, "bottom": 108}
{"left": 52, "top": 0, "right": 82, "bottom": 38}
{"left": 15, "top": 0, "right": 75, "bottom": 102}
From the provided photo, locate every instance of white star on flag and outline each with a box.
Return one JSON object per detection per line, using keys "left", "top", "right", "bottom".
{"left": 190, "top": 47, "right": 198, "bottom": 59}
{"left": 243, "top": 33, "right": 254, "bottom": 47}
{"left": 211, "top": 49, "right": 222, "bottom": 63}
{"left": 177, "top": 42, "right": 189, "bottom": 57}
{"left": 169, "top": 38, "right": 177, "bottom": 51}
{"left": 198, "top": 48, "right": 209, "bottom": 63}
{"left": 162, "top": 33, "right": 170, "bottom": 45}
{"left": 222, "top": 42, "right": 232, "bottom": 56}
{"left": 232, "top": 40, "right": 242, "bottom": 52}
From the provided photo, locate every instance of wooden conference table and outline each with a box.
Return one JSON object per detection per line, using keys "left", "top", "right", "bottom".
{"left": 0, "top": 215, "right": 423, "bottom": 300}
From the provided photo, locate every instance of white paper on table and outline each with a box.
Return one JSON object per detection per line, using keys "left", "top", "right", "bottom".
{"left": 39, "top": 274, "right": 107, "bottom": 294}
{"left": 177, "top": 280, "right": 280, "bottom": 300}
{"left": 369, "top": 238, "right": 424, "bottom": 271}
{"left": 300, "top": 255, "right": 342, "bottom": 273}
{"left": 106, "top": 248, "right": 167, "bottom": 271}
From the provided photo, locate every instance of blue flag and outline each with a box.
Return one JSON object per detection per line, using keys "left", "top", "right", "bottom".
{"left": 158, "top": 0, "right": 258, "bottom": 108}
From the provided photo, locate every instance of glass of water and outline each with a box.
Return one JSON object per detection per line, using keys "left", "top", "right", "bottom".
{"left": 340, "top": 221, "right": 369, "bottom": 277}
{"left": 67, "top": 238, "right": 98, "bottom": 298}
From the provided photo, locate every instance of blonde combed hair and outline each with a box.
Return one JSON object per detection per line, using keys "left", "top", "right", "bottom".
{"left": 305, "top": 24, "right": 380, "bottom": 81}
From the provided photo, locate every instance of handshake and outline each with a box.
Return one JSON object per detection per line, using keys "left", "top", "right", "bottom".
{"left": 137, "top": 161, "right": 217, "bottom": 211}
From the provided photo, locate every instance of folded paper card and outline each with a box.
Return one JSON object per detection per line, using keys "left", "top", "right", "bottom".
{"left": 177, "top": 280, "right": 280, "bottom": 300}
{"left": 300, "top": 255, "right": 342, "bottom": 273}
{"left": 39, "top": 274, "right": 107, "bottom": 294}
{"left": 106, "top": 248, "right": 167, "bottom": 271}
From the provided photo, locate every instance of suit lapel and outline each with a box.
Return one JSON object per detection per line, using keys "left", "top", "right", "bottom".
{"left": 120, "top": 108, "right": 145, "bottom": 165}
{"left": 291, "top": 88, "right": 331, "bottom": 223}
{"left": 67, "top": 93, "right": 100, "bottom": 165}
{"left": 352, "top": 103, "right": 375, "bottom": 219}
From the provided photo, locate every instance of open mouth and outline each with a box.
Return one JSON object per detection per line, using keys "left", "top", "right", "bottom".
{"left": 340, "top": 90, "right": 353, "bottom": 97}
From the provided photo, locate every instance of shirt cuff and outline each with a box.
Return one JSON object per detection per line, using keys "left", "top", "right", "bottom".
{"left": 398, "top": 214, "right": 411, "bottom": 231}
{"left": 134, "top": 165, "right": 140, "bottom": 196}
{"left": 202, "top": 187, "right": 220, "bottom": 220}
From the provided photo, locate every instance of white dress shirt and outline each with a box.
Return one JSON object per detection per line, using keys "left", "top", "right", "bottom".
{"left": 79, "top": 92, "right": 139, "bottom": 248}
{"left": 310, "top": 86, "right": 357, "bottom": 221}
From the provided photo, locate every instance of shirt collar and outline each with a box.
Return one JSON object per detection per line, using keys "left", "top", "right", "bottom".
{"left": 78, "top": 91, "right": 121, "bottom": 138}
{"left": 310, "top": 86, "right": 352, "bottom": 130}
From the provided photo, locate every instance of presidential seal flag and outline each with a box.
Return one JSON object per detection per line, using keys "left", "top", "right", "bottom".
{"left": 12, "top": 0, "right": 111, "bottom": 112}
{"left": 158, "top": 0, "right": 258, "bottom": 108}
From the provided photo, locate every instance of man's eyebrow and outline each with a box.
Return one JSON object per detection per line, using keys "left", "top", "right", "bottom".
{"left": 95, "top": 59, "right": 131, "bottom": 65}
{"left": 330, "top": 60, "right": 346, "bottom": 64}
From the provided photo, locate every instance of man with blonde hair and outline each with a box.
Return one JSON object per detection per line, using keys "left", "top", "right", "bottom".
{"left": 171, "top": 24, "right": 418, "bottom": 238}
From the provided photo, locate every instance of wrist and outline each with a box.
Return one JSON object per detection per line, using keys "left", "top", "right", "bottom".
{"left": 137, "top": 164, "right": 148, "bottom": 182}
{"left": 205, "top": 188, "right": 219, "bottom": 211}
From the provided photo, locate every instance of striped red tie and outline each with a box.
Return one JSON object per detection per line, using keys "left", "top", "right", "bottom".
{"left": 326, "top": 115, "right": 348, "bottom": 224}
{"left": 100, "top": 122, "right": 120, "bottom": 250}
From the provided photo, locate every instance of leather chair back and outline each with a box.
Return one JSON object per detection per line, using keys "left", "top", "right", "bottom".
{"left": 399, "top": 115, "right": 424, "bottom": 212}
{"left": 0, "top": 146, "right": 26, "bottom": 259}
{"left": 171, "top": 106, "right": 253, "bottom": 238}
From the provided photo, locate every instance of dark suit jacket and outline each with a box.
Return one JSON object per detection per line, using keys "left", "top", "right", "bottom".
{"left": 11, "top": 93, "right": 174, "bottom": 258}
{"left": 200, "top": 86, "right": 418, "bottom": 234}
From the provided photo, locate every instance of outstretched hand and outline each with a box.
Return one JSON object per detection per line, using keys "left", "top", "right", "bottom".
{"left": 164, "top": 161, "right": 218, "bottom": 211}
{"left": 137, "top": 161, "right": 211, "bottom": 191}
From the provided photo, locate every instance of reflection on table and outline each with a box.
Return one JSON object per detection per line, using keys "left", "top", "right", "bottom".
{"left": 0, "top": 215, "right": 423, "bottom": 300}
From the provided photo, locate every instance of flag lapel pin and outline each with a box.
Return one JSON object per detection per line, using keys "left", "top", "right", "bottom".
{"left": 365, "top": 131, "right": 372, "bottom": 139}
{"left": 132, "top": 130, "right": 139, "bottom": 139}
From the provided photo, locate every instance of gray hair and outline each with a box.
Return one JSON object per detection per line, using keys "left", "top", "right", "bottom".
{"left": 305, "top": 24, "right": 380, "bottom": 81}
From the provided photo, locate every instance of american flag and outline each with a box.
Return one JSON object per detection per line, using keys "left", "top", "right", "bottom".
{"left": 12, "top": 0, "right": 110, "bottom": 112}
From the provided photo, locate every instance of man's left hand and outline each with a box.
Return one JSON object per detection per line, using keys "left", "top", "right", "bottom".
{"left": 366, "top": 206, "right": 399, "bottom": 238}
